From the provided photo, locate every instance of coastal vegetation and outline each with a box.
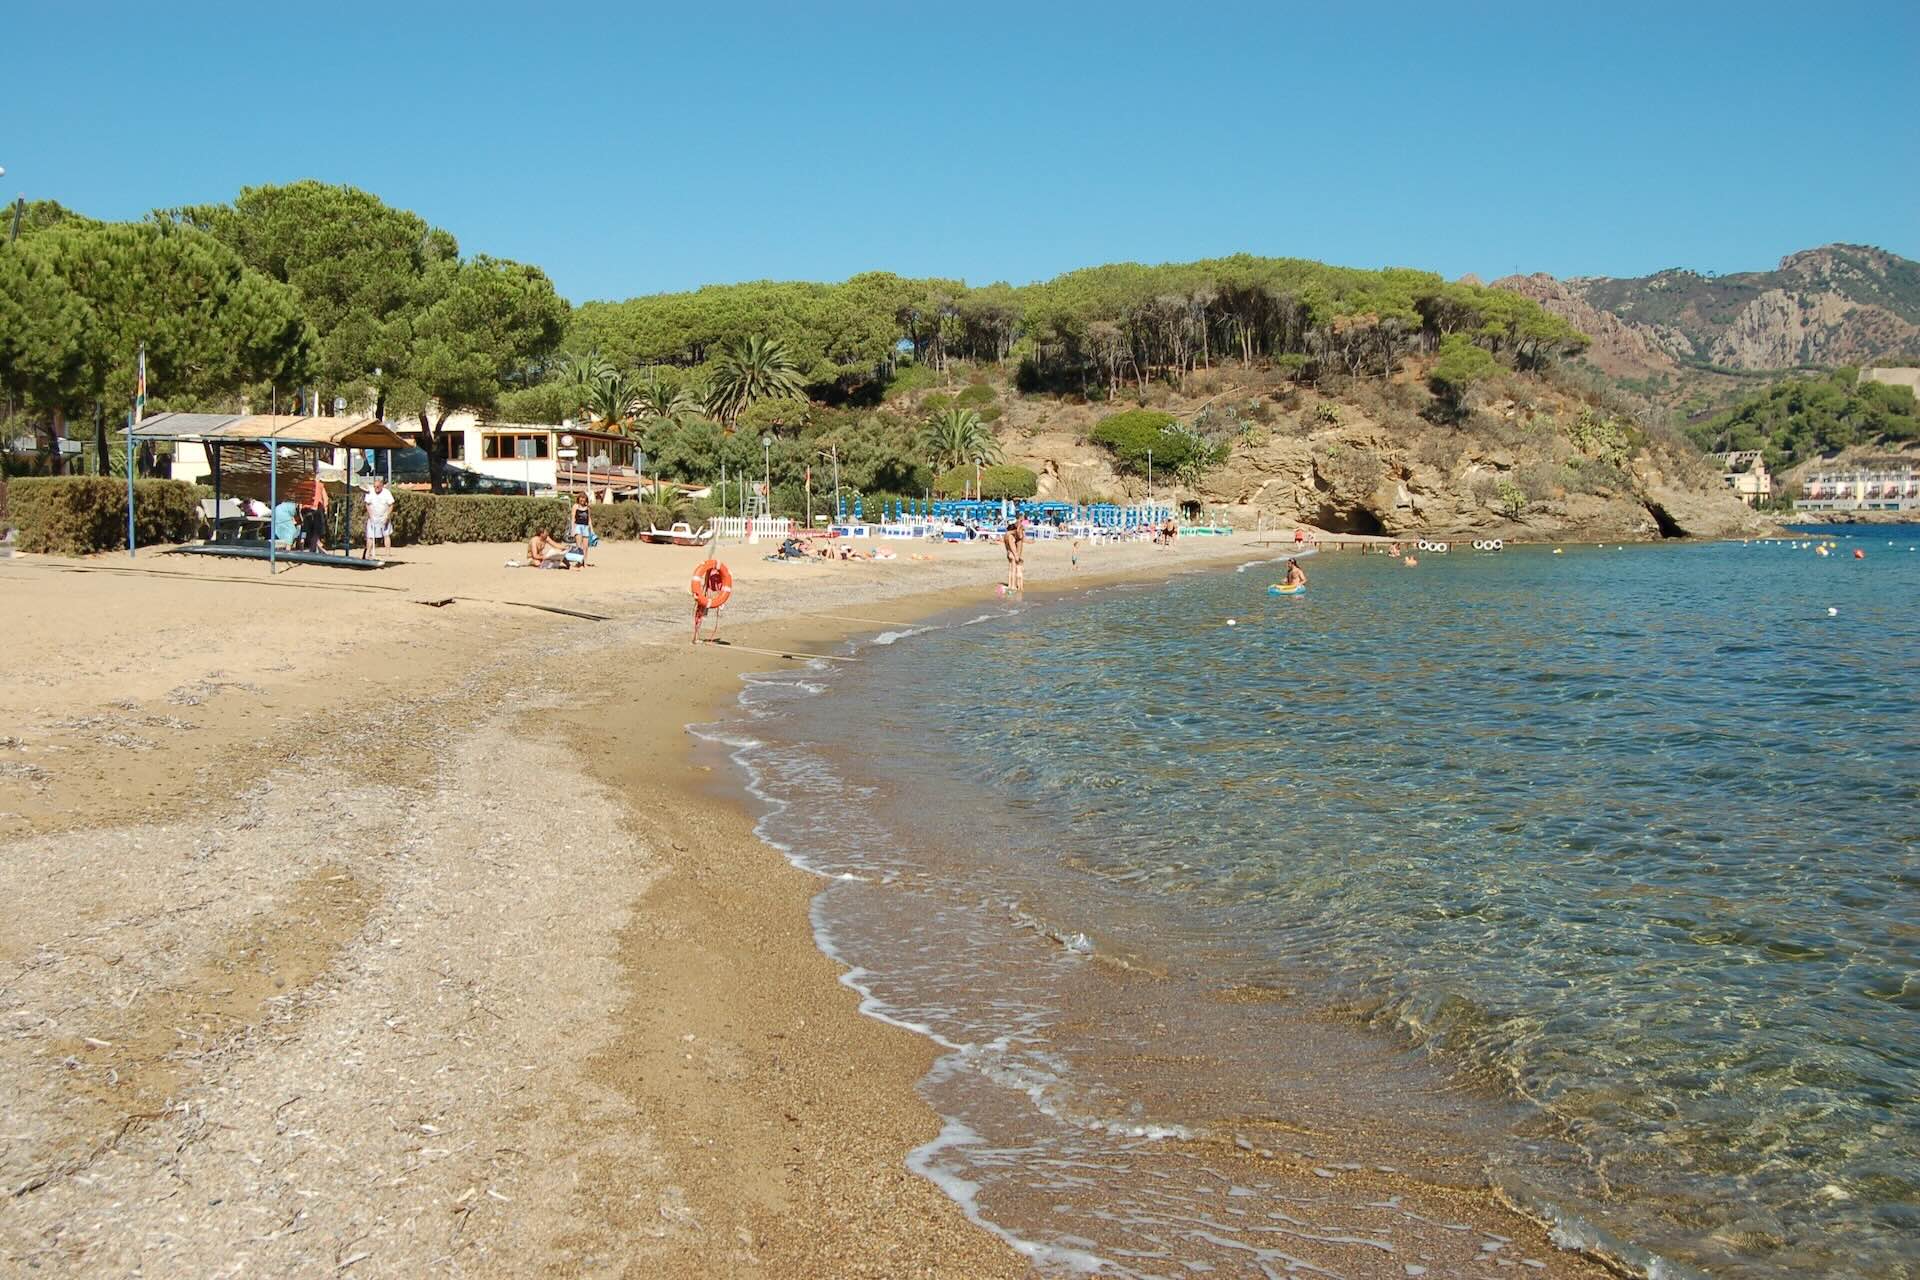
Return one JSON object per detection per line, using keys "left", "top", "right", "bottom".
{"left": 1687, "top": 370, "right": 1920, "bottom": 470}
{"left": 9, "top": 179, "right": 1765, "bottom": 537}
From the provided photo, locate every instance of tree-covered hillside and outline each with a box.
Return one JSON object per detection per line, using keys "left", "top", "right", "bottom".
{"left": 566, "top": 255, "right": 1588, "bottom": 404}
{"left": 3, "top": 182, "right": 1596, "bottom": 495}
{"left": 1687, "top": 370, "right": 1920, "bottom": 470}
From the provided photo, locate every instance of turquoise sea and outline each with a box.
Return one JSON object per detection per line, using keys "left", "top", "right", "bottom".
{"left": 700, "top": 529, "right": 1920, "bottom": 1278}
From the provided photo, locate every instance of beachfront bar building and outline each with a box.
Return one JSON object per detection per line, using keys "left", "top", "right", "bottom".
{"left": 409, "top": 413, "right": 644, "bottom": 500}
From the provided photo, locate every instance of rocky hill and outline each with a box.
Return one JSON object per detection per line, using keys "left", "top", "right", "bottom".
{"left": 1495, "top": 244, "right": 1920, "bottom": 381}
{"left": 941, "top": 365, "right": 1769, "bottom": 542}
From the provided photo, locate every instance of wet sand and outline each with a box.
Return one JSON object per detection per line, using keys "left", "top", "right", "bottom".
{"left": 0, "top": 533, "right": 1616, "bottom": 1276}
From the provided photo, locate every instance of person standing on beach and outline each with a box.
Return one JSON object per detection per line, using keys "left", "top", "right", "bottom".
{"left": 1003, "top": 515, "right": 1026, "bottom": 592}
{"left": 362, "top": 477, "right": 395, "bottom": 559}
{"left": 570, "top": 491, "right": 593, "bottom": 565}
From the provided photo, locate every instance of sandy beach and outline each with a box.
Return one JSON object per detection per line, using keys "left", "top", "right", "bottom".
{"left": 0, "top": 532, "right": 1615, "bottom": 1277}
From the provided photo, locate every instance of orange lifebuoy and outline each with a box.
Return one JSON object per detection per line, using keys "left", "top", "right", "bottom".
{"left": 690, "top": 558, "right": 733, "bottom": 611}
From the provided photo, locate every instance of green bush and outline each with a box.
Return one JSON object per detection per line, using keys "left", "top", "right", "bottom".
{"left": 10, "top": 476, "right": 200, "bottom": 555}
{"left": 1089, "top": 410, "right": 1221, "bottom": 476}
{"left": 374, "top": 491, "right": 569, "bottom": 545}
{"left": 953, "top": 384, "right": 997, "bottom": 408}
{"left": 933, "top": 463, "right": 1038, "bottom": 499}
{"left": 587, "top": 502, "right": 677, "bottom": 539}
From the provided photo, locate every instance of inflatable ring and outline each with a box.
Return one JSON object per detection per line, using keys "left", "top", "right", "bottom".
{"left": 691, "top": 558, "right": 733, "bottom": 610}
{"left": 1491, "top": 539, "right": 1503, "bottom": 551}
{"left": 1417, "top": 540, "right": 1432, "bottom": 552}
{"left": 1472, "top": 539, "right": 1486, "bottom": 551}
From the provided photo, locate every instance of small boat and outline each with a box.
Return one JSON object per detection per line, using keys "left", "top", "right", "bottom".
{"left": 644, "top": 522, "right": 714, "bottom": 547}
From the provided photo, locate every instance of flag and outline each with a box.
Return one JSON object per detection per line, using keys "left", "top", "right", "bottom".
{"left": 135, "top": 344, "right": 147, "bottom": 424}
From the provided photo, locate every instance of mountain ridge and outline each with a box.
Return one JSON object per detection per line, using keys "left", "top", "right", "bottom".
{"left": 1494, "top": 243, "right": 1920, "bottom": 381}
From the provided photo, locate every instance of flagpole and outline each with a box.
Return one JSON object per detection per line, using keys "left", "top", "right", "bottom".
{"left": 127, "top": 343, "right": 146, "bottom": 558}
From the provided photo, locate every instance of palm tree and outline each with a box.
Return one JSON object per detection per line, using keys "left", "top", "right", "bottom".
{"left": 919, "top": 407, "right": 1002, "bottom": 473}
{"left": 549, "top": 351, "right": 617, "bottom": 415}
{"left": 582, "top": 369, "right": 642, "bottom": 430}
{"left": 635, "top": 372, "right": 700, "bottom": 425}
{"left": 706, "top": 335, "right": 806, "bottom": 424}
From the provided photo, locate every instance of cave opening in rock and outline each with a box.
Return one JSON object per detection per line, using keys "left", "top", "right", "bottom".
{"left": 1314, "top": 506, "right": 1385, "bottom": 535}
{"left": 1645, "top": 501, "right": 1683, "bottom": 539}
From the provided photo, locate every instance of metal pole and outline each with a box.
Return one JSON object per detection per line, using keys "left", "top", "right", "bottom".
{"left": 125, "top": 411, "right": 135, "bottom": 558}
{"left": 267, "top": 440, "right": 277, "bottom": 575}
{"left": 832, "top": 446, "right": 840, "bottom": 521}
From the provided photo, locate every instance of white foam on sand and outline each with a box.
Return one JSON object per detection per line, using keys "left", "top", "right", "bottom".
{"left": 907, "top": 1113, "right": 1111, "bottom": 1275}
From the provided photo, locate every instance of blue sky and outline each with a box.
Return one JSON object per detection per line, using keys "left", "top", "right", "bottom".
{"left": 10, "top": 1, "right": 1916, "bottom": 303}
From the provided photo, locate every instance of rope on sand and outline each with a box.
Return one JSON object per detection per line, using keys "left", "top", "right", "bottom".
{"left": 705, "top": 639, "right": 860, "bottom": 662}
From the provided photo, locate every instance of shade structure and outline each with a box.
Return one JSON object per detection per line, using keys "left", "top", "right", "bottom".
{"left": 125, "top": 412, "right": 408, "bottom": 450}
{"left": 201, "top": 415, "right": 409, "bottom": 450}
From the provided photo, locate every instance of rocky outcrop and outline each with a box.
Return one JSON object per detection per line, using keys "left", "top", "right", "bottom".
{"left": 996, "top": 381, "right": 1769, "bottom": 542}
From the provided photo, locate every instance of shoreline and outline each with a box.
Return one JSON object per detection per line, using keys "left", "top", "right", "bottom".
{"left": 0, "top": 534, "right": 1618, "bottom": 1276}
{"left": 673, "top": 562, "right": 1633, "bottom": 1280}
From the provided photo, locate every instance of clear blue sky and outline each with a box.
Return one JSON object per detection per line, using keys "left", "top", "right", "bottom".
{"left": 10, "top": 0, "right": 1916, "bottom": 303}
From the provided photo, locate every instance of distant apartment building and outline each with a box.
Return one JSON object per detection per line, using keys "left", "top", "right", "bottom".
{"left": 1795, "top": 465, "right": 1920, "bottom": 514}
{"left": 1714, "top": 451, "right": 1773, "bottom": 507}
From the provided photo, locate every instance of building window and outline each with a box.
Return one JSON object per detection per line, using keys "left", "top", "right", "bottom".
{"left": 483, "top": 433, "right": 551, "bottom": 460}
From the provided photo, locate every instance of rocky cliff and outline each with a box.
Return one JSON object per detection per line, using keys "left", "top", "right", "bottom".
{"left": 1494, "top": 244, "right": 1920, "bottom": 377}
{"left": 973, "top": 371, "right": 1768, "bottom": 542}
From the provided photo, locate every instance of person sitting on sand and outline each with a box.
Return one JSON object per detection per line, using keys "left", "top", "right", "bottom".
{"left": 1003, "top": 515, "right": 1026, "bottom": 592}
{"left": 526, "top": 530, "right": 576, "bottom": 567}
{"left": 1283, "top": 557, "right": 1307, "bottom": 588}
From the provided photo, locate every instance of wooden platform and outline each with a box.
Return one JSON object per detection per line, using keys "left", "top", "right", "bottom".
{"left": 175, "top": 544, "right": 390, "bottom": 570}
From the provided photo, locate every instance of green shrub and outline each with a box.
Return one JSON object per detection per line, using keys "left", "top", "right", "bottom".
{"left": 933, "top": 463, "right": 1038, "bottom": 499}
{"left": 10, "top": 476, "right": 200, "bottom": 555}
{"left": 1089, "top": 410, "right": 1221, "bottom": 477}
{"left": 953, "top": 384, "right": 997, "bottom": 408}
{"left": 375, "top": 491, "right": 569, "bottom": 545}
{"left": 587, "top": 501, "right": 680, "bottom": 537}
{"left": 1494, "top": 478, "right": 1528, "bottom": 520}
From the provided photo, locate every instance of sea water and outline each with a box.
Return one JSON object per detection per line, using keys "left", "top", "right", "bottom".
{"left": 698, "top": 533, "right": 1920, "bottom": 1279}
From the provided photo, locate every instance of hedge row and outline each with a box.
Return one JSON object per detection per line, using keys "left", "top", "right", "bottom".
{"left": 9, "top": 476, "right": 201, "bottom": 555}
{"left": 933, "top": 463, "right": 1039, "bottom": 500}
{"left": 7, "top": 477, "right": 716, "bottom": 556}
{"left": 352, "top": 493, "right": 689, "bottom": 545}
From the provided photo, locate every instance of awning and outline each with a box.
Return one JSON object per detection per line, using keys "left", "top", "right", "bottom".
{"left": 202, "top": 415, "right": 410, "bottom": 449}
{"left": 126, "top": 412, "right": 244, "bottom": 439}
{"left": 126, "top": 413, "right": 409, "bottom": 449}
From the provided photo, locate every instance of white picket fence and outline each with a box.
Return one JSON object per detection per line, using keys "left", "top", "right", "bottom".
{"left": 711, "top": 516, "right": 794, "bottom": 541}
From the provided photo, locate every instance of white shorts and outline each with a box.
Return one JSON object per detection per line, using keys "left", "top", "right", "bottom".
{"left": 367, "top": 517, "right": 391, "bottom": 539}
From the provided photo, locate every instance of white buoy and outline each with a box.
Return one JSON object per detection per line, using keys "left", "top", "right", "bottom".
{"left": 1828, "top": 607, "right": 1839, "bottom": 617}
{"left": 1226, "top": 618, "right": 1237, "bottom": 627}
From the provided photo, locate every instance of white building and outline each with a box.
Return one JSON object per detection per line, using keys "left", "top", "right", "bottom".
{"left": 410, "top": 413, "right": 644, "bottom": 500}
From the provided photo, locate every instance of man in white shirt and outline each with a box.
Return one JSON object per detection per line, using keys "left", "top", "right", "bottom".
{"left": 362, "top": 478, "right": 396, "bottom": 559}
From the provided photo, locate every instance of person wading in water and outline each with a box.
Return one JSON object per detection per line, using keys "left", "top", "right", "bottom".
{"left": 1003, "top": 514, "right": 1027, "bottom": 593}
